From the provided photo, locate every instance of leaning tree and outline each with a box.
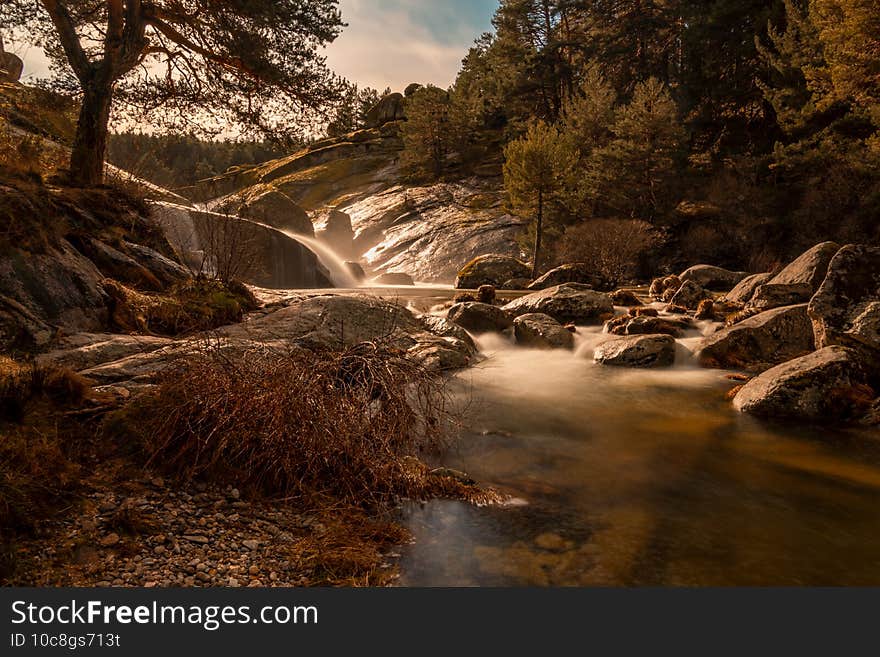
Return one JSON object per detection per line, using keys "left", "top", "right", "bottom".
{"left": 0, "top": 1, "right": 345, "bottom": 186}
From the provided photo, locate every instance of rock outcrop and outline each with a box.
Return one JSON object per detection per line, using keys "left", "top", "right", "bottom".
{"left": 699, "top": 304, "right": 814, "bottom": 371}
{"left": 594, "top": 334, "right": 676, "bottom": 368}
{"left": 503, "top": 284, "right": 614, "bottom": 324}
{"left": 316, "top": 209, "right": 355, "bottom": 259}
{"left": 724, "top": 272, "right": 773, "bottom": 305}
{"left": 680, "top": 265, "right": 748, "bottom": 291}
{"left": 447, "top": 302, "right": 513, "bottom": 334}
{"left": 770, "top": 241, "right": 841, "bottom": 290}
{"left": 747, "top": 282, "right": 814, "bottom": 311}
{"left": 365, "top": 92, "right": 406, "bottom": 128}
{"left": 513, "top": 313, "right": 574, "bottom": 350}
{"left": 229, "top": 188, "right": 314, "bottom": 237}
{"left": 808, "top": 244, "right": 880, "bottom": 354}
{"left": 456, "top": 255, "right": 531, "bottom": 290}
{"left": 733, "top": 346, "right": 873, "bottom": 421}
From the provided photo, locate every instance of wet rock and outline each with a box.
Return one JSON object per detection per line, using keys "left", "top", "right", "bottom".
{"left": 808, "top": 244, "right": 880, "bottom": 354}
{"left": 650, "top": 275, "right": 682, "bottom": 301}
{"left": 231, "top": 188, "right": 314, "bottom": 236}
{"left": 695, "top": 299, "right": 716, "bottom": 321}
{"left": 669, "top": 280, "right": 712, "bottom": 310}
{"left": 513, "top": 313, "right": 574, "bottom": 350}
{"left": 748, "top": 282, "right": 814, "bottom": 311}
{"left": 317, "top": 209, "right": 355, "bottom": 259}
{"left": 456, "top": 255, "right": 531, "bottom": 289}
{"left": 528, "top": 264, "right": 598, "bottom": 291}
{"left": 610, "top": 315, "right": 690, "bottom": 338}
{"left": 447, "top": 302, "right": 512, "bottom": 334}
{"left": 373, "top": 272, "right": 415, "bottom": 286}
{"left": 610, "top": 289, "right": 643, "bottom": 307}
{"left": 724, "top": 272, "right": 773, "bottom": 305}
{"left": 733, "top": 346, "right": 873, "bottom": 421}
{"left": 344, "top": 262, "right": 367, "bottom": 282}
{"left": 680, "top": 265, "right": 749, "bottom": 291}
{"left": 699, "top": 304, "right": 815, "bottom": 371}
{"left": 477, "top": 285, "right": 497, "bottom": 305}
{"left": 771, "top": 241, "right": 841, "bottom": 290}
{"left": 594, "top": 334, "right": 677, "bottom": 368}
{"left": 502, "top": 278, "right": 533, "bottom": 290}
{"left": 407, "top": 334, "right": 476, "bottom": 371}
{"left": 503, "top": 284, "right": 614, "bottom": 325}
{"left": 420, "top": 316, "right": 476, "bottom": 351}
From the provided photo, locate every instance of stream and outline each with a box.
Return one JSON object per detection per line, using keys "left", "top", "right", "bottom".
{"left": 356, "top": 288, "right": 880, "bottom": 587}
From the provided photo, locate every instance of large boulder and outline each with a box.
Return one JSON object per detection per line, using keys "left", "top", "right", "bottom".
{"left": 420, "top": 316, "right": 476, "bottom": 351}
{"left": 748, "top": 282, "right": 815, "bottom": 311}
{"left": 594, "top": 334, "right": 677, "bottom": 368}
{"left": 0, "top": 52, "right": 23, "bottom": 83}
{"left": 770, "top": 241, "right": 841, "bottom": 290}
{"left": 733, "top": 346, "right": 874, "bottom": 421}
{"left": 669, "top": 280, "right": 711, "bottom": 310}
{"left": 808, "top": 244, "right": 880, "bottom": 354}
{"left": 455, "top": 255, "right": 531, "bottom": 289}
{"left": 123, "top": 242, "right": 190, "bottom": 288}
{"left": 680, "top": 265, "right": 749, "bottom": 291}
{"left": 724, "top": 272, "right": 773, "bottom": 305}
{"left": 503, "top": 284, "right": 614, "bottom": 325}
{"left": 528, "top": 263, "right": 598, "bottom": 291}
{"left": 513, "top": 313, "right": 574, "bottom": 350}
{"left": 623, "top": 315, "right": 691, "bottom": 338}
{"left": 447, "top": 302, "right": 513, "bottom": 334}
{"left": 365, "top": 93, "right": 406, "bottom": 128}
{"left": 374, "top": 272, "right": 415, "bottom": 286}
{"left": 699, "top": 304, "right": 815, "bottom": 371}
{"left": 236, "top": 189, "right": 313, "bottom": 236}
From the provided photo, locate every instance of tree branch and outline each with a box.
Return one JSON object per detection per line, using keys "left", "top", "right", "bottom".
{"left": 40, "top": 0, "right": 93, "bottom": 82}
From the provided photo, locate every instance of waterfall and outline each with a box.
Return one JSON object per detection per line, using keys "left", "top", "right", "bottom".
{"left": 278, "top": 231, "right": 361, "bottom": 289}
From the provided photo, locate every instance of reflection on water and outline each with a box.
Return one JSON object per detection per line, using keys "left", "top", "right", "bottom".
{"left": 399, "top": 326, "right": 880, "bottom": 586}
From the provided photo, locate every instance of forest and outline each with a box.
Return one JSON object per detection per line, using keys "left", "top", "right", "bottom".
{"left": 398, "top": 0, "right": 880, "bottom": 276}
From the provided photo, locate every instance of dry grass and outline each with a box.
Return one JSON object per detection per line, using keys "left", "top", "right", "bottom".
{"left": 120, "top": 341, "right": 477, "bottom": 507}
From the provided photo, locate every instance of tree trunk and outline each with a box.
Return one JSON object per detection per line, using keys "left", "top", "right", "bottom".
{"left": 532, "top": 189, "right": 544, "bottom": 280}
{"left": 69, "top": 77, "right": 114, "bottom": 187}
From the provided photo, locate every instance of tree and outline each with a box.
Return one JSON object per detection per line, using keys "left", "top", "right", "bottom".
{"left": 587, "top": 78, "right": 685, "bottom": 221}
{"left": 562, "top": 63, "right": 617, "bottom": 153}
{"left": 503, "top": 121, "right": 578, "bottom": 277}
{"left": 1, "top": 1, "right": 344, "bottom": 186}
{"left": 401, "top": 85, "right": 454, "bottom": 179}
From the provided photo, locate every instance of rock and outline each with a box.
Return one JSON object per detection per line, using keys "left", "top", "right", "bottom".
{"left": 0, "top": 240, "right": 109, "bottom": 342}
{"left": 344, "top": 262, "right": 367, "bottom": 282}
{"left": 595, "top": 334, "right": 677, "bottom": 368}
{"left": 680, "top": 265, "right": 749, "bottom": 291}
{"left": 0, "top": 294, "right": 55, "bottom": 352}
{"left": 513, "top": 313, "right": 575, "bottom": 350}
{"left": 623, "top": 315, "right": 690, "bottom": 338}
{"left": 373, "top": 272, "right": 415, "bottom": 286}
{"left": 724, "top": 272, "right": 773, "bottom": 305}
{"left": 733, "top": 346, "right": 874, "bottom": 421}
{"left": 610, "top": 289, "right": 643, "bottom": 307}
{"left": 456, "top": 255, "right": 531, "bottom": 289}
{"left": 502, "top": 278, "right": 532, "bottom": 290}
{"left": 407, "top": 334, "right": 476, "bottom": 371}
{"left": 242, "top": 540, "right": 260, "bottom": 551}
{"left": 316, "top": 209, "right": 355, "bottom": 259}
{"left": 528, "top": 264, "right": 598, "bottom": 291}
{"left": 771, "top": 241, "right": 841, "bottom": 290}
{"left": 0, "top": 52, "right": 23, "bottom": 83}
{"left": 123, "top": 242, "right": 191, "bottom": 288}
{"left": 748, "top": 282, "right": 814, "bottom": 311}
{"left": 448, "top": 302, "right": 512, "bottom": 334}
{"left": 420, "top": 316, "right": 476, "bottom": 351}
{"left": 695, "top": 299, "right": 716, "bottom": 321}
{"left": 69, "top": 236, "right": 164, "bottom": 291}
{"left": 36, "top": 333, "right": 174, "bottom": 372}
{"left": 477, "top": 285, "right": 497, "bottom": 305}
{"left": 235, "top": 188, "right": 314, "bottom": 236}
{"left": 699, "top": 304, "right": 815, "bottom": 371}
{"left": 365, "top": 92, "right": 406, "bottom": 128}
{"left": 650, "top": 275, "right": 682, "bottom": 301}
{"left": 100, "top": 533, "right": 121, "bottom": 547}
{"left": 808, "top": 244, "right": 880, "bottom": 354}
{"left": 503, "top": 284, "right": 614, "bottom": 325}
{"left": 669, "top": 280, "right": 711, "bottom": 310}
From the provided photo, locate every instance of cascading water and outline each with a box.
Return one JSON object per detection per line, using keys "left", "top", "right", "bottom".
{"left": 280, "top": 231, "right": 361, "bottom": 289}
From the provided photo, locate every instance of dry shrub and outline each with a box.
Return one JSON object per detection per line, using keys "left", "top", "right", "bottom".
{"left": 126, "top": 341, "right": 460, "bottom": 506}
{"left": 556, "top": 218, "right": 660, "bottom": 286}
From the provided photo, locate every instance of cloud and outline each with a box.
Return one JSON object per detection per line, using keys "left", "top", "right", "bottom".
{"left": 325, "top": 0, "right": 495, "bottom": 92}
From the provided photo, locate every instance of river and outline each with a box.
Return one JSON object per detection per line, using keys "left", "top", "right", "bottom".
{"left": 343, "top": 287, "right": 880, "bottom": 587}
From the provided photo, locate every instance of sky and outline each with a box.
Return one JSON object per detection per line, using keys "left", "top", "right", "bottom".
{"left": 12, "top": 0, "right": 498, "bottom": 92}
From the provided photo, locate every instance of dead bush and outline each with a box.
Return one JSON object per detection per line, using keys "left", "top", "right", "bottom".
{"left": 556, "top": 218, "right": 660, "bottom": 286}
{"left": 121, "top": 341, "right": 463, "bottom": 506}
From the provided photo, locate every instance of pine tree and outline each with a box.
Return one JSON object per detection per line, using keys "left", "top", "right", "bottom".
{"left": 561, "top": 63, "right": 617, "bottom": 153}
{"left": 503, "top": 121, "right": 579, "bottom": 277}
{"left": 401, "top": 85, "right": 454, "bottom": 179}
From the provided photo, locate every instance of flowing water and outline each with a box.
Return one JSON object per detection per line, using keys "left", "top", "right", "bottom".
{"left": 372, "top": 292, "right": 880, "bottom": 587}
{"left": 279, "top": 231, "right": 362, "bottom": 289}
